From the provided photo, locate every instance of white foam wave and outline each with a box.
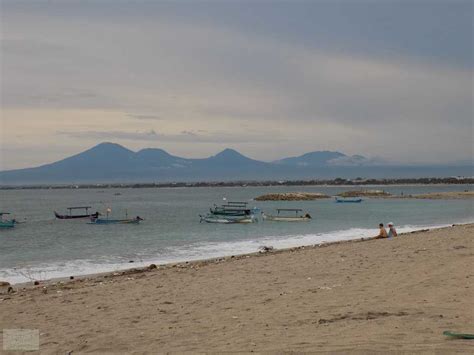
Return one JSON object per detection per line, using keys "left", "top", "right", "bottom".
{"left": 1, "top": 220, "right": 470, "bottom": 284}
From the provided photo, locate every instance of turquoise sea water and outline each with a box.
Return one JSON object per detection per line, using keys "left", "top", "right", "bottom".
{"left": 1, "top": 185, "right": 472, "bottom": 283}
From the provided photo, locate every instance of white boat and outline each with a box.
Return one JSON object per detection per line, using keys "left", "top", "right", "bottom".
{"left": 200, "top": 200, "right": 260, "bottom": 224}
{"left": 263, "top": 209, "right": 312, "bottom": 222}
{"left": 200, "top": 214, "right": 257, "bottom": 224}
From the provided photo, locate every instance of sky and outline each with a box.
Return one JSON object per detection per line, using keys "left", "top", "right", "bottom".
{"left": 1, "top": 0, "right": 472, "bottom": 170}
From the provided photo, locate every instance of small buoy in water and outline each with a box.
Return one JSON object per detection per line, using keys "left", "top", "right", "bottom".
{"left": 129, "top": 260, "right": 134, "bottom": 263}
{"left": 70, "top": 276, "right": 74, "bottom": 280}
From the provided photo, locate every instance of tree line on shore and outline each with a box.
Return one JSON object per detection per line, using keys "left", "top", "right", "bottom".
{"left": 1, "top": 177, "right": 472, "bottom": 190}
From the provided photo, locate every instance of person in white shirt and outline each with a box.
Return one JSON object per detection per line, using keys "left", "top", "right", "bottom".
{"left": 387, "top": 222, "right": 398, "bottom": 238}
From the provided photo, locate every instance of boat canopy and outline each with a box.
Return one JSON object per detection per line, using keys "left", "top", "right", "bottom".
{"left": 220, "top": 205, "right": 248, "bottom": 210}
{"left": 213, "top": 201, "right": 251, "bottom": 212}
{"left": 226, "top": 201, "right": 248, "bottom": 207}
{"left": 66, "top": 206, "right": 93, "bottom": 216}
{"left": 276, "top": 209, "right": 303, "bottom": 214}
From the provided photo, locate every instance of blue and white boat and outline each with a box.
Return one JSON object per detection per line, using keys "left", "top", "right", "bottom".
{"left": 89, "top": 216, "right": 143, "bottom": 224}
{"left": 263, "top": 209, "right": 312, "bottom": 222}
{"left": 201, "top": 200, "right": 260, "bottom": 223}
{"left": 89, "top": 208, "right": 143, "bottom": 224}
{"left": 200, "top": 215, "right": 257, "bottom": 224}
{"left": 0, "top": 212, "right": 16, "bottom": 228}
{"left": 335, "top": 197, "right": 363, "bottom": 203}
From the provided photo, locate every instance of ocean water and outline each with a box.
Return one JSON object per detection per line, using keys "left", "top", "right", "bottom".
{"left": 1, "top": 185, "right": 472, "bottom": 284}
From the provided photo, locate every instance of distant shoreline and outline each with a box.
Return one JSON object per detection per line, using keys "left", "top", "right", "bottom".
{"left": 1, "top": 177, "right": 472, "bottom": 190}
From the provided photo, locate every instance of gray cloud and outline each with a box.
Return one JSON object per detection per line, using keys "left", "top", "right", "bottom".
{"left": 127, "top": 114, "right": 163, "bottom": 121}
{"left": 1, "top": 38, "right": 67, "bottom": 55}
{"left": 3, "top": 0, "right": 471, "bottom": 69}
{"left": 1, "top": 1, "right": 472, "bottom": 166}
{"left": 56, "top": 129, "right": 277, "bottom": 144}
{"left": 3, "top": 88, "right": 105, "bottom": 108}
{"left": 58, "top": 130, "right": 159, "bottom": 142}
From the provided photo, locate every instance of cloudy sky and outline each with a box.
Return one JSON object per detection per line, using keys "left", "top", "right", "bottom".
{"left": 1, "top": 0, "right": 472, "bottom": 170}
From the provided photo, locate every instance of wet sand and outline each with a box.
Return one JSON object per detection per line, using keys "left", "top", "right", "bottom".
{"left": 1, "top": 224, "right": 473, "bottom": 353}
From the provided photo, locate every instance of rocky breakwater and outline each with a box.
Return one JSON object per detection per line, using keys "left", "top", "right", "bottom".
{"left": 337, "top": 190, "right": 392, "bottom": 197}
{"left": 255, "top": 192, "right": 330, "bottom": 201}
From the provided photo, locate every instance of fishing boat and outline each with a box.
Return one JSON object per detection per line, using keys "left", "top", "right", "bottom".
{"left": 201, "top": 201, "right": 260, "bottom": 223}
{"left": 54, "top": 206, "right": 100, "bottom": 219}
{"left": 209, "top": 201, "right": 257, "bottom": 216}
{"left": 335, "top": 197, "right": 363, "bottom": 203}
{"left": 89, "top": 208, "right": 143, "bottom": 224}
{"left": 89, "top": 216, "right": 143, "bottom": 224}
{"left": 0, "top": 212, "right": 16, "bottom": 228}
{"left": 263, "top": 209, "right": 312, "bottom": 222}
{"left": 200, "top": 214, "right": 256, "bottom": 224}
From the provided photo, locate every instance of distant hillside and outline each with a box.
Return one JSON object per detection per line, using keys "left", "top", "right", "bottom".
{"left": 0, "top": 142, "right": 471, "bottom": 184}
{"left": 274, "top": 151, "right": 346, "bottom": 166}
{"left": 135, "top": 148, "right": 189, "bottom": 168}
{"left": 274, "top": 151, "right": 382, "bottom": 167}
{"left": 0, "top": 143, "right": 272, "bottom": 183}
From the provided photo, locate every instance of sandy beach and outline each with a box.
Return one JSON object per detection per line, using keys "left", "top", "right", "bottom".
{"left": 1, "top": 224, "right": 473, "bottom": 353}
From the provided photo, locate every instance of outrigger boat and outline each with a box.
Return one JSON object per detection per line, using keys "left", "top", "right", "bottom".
{"left": 89, "top": 208, "right": 143, "bottom": 225}
{"left": 200, "top": 201, "right": 260, "bottom": 224}
{"left": 54, "top": 206, "right": 100, "bottom": 219}
{"left": 0, "top": 212, "right": 16, "bottom": 228}
{"left": 263, "top": 209, "right": 312, "bottom": 222}
{"left": 210, "top": 201, "right": 256, "bottom": 216}
{"left": 89, "top": 216, "right": 143, "bottom": 224}
{"left": 200, "top": 215, "right": 256, "bottom": 224}
{"left": 335, "top": 197, "right": 363, "bottom": 203}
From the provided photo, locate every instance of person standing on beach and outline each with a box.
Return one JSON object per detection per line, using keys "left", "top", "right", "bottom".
{"left": 388, "top": 223, "right": 398, "bottom": 238}
{"left": 374, "top": 223, "right": 388, "bottom": 239}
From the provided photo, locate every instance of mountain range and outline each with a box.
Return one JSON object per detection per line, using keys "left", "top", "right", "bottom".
{"left": 0, "top": 142, "right": 471, "bottom": 184}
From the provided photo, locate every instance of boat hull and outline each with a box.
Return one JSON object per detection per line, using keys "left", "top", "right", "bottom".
{"left": 200, "top": 215, "right": 256, "bottom": 224}
{"left": 335, "top": 198, "right": 363, "bottom": 203}
{"left": 263, "top": 215, "right": 311, "bottom": 222}
{"left": 55, "top": 211, "right": 100, "bottom": 219}
{"left": 210, "top": 207, "right": 260, "bottom": 217}
{"left": 89, "top": 218, "right": 141, "bottom": 224}
{"left": 210, "top": 212, "right": 251, "bottom": 217}
{"left": 0, "top": 220, "right": 16, "bottom": 228}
